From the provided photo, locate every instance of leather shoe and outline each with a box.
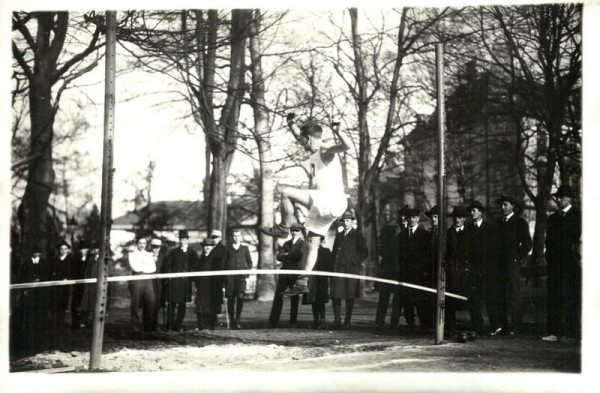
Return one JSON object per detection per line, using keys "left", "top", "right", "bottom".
{"left": 329, "top": 320, "right": 342, "bottom": 330}
{"left": 283, "top": 281, "right": 308, "bottom": 296}
{"left": 490, "top": 327, "right": 503, "bottom": 336}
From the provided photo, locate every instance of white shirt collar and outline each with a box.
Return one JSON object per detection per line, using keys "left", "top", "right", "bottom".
{"left": 504, "top": 212, "right": 514, "bottom": 221}
{"left": 562, "top": 205, "right": 572, "bottom": 214}
{"left": 475, "top": 219, "right": 483, "bottom": 227}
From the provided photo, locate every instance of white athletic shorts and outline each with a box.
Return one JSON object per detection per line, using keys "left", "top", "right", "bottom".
{"left": 304, "top": 190, "right": 347, "bottom": 236}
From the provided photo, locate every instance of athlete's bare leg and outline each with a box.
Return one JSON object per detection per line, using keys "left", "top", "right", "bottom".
{"left": 261, "top": 187, "right": 311, "bottom": 238}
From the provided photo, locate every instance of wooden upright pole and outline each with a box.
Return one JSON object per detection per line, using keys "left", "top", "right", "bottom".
{"left": 434, "top": 43, "right": 447, "bottom": 345}
{"left": 90, "top": 11, "right": 117, "bottom": 371}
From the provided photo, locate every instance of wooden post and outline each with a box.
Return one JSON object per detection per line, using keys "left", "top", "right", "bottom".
{"left": 89, "top": 11, "right": 117, "bottom": 371}
{"left": 434, "top": 43, "right": 447, "bottom": 345}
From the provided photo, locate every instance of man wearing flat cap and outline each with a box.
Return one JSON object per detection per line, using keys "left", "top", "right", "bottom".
{"left": 543, "top": 185, "right": 581, "bottom": 343}
{"left": 163, "top": 229, "right": 198, "bottom": 331}
{"left": 494, "top": 194, "right": 532, "bottom": 336}
{"left": 329, "top": 210, "right": 368, "bottom": 329}
{"left": 269, "top": 223, "right": 305, "bottom": 328}
{"left": 398, "top": 208, "right": 430, "bottom": 331}
{"left": 468, "top": 201, "right": 500, "bottom": 334}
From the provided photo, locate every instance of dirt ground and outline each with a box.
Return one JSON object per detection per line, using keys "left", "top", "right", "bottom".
{"left": 8, "top": 290, "right": 581, "bottom": 375}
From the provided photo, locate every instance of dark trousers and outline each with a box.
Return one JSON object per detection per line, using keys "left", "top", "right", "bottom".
{"left": 499, "top": 260, "right": 521, "bottom": 331}
{"left": 49, "top": 286, "right": 70, "bottom": 328}
{"left": 417, "top": 294, "right": 435, "bottom": 330}
{"left": 547, "top": 266, "right": 582, "bottom": 339}
{"left": 269, "top": 275, "right": 299, "bottom": 326}
{"left": 484, "top": 275, "right": 500, "bottom": 331}
{"left": 312, "top": 302, "right": 326, "bottom": 323}
{"left": 166, "top": 302, "right": 186, "bottom": 331}
{"left": 400, "top": 288, "right": 416, "bottom": 329}
{"left": 129, "top": 279, "right": 157, "bottom": 332}
{"left": 71, "top": 284, "right": 85, "bottom": 328}
{"left": 375, "top": 291, "right": 401, "bottom": 327}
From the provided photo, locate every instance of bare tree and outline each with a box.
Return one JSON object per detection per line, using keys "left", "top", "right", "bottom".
{"left": 12, "top": 12, "right": 105, "bottom": 261}
{"left": 476, "top": 5, "right": 582, "bottom": 265}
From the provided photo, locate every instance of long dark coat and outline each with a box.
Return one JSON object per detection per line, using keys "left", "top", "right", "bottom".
{"left": 497, "top": 214, "right": 532, "bottom": 268}
{"left": 330, "top": 228, "right": 368, "bottom": 299}
{"left": 304, "top": 245, "right": 333, "bottom": 304}
{"left": 446, "top": 226, "right": 475, "bottom": 302}
{"left": 163, "top": 247, "right": 198, "bottom": 303}
{"left": 49, "top": 253, "right": 76, "bottom": 315}
{"left": 374, "top": 224, "right": 400, "bottom": 294}
{"left": 545, "top": 206, "right": 581, "bottom": 337}
{"left": 398, "top": 226, "right": 430, "bottom": 286}
{"left": 153, "top": 247, "right": 168, "bottom": 307}
{"left": 79, "top": 257, "right": 99, "bottom": 312}
{"left": 194, "top": 250, "right": 224, "bottom": 315}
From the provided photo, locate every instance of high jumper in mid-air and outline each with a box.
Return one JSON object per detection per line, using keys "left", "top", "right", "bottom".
{"left": 261, "top": 113, "right": 351, "bottom": 295}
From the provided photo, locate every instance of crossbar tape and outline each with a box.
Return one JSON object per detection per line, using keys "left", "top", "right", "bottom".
{"left": 9, "top": 269, "right": 466, "bottom": 301}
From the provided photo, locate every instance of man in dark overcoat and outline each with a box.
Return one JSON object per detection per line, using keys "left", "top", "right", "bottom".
{"left": 19, "top": 246, "right": 50, "bottom": 332}
{"left": 446, "top": 206, "right": 482, "bottom": 334}
{"left": 374, "top": 205, "right": 401, "bottom": 329}
{"left": 543, "top": 185, "right": 581, "bottom": 343}
{"left": 469, "top": 200, "right": 500, "bottom": 334}
{"left": 303, "top": 236, "right": 333, "bottom": 329}
{"left": 494, "top": 194, "right": 532, "bottom": 336}
{"left": 49, "top": 240, "right": 76, "bottom": 328}
{"left": 163, "top": 229, "right": 198, "bottom": 331}
{"left": 399, "top": 208, "right": 431, "bottom": 331}
{"left": 330, "top": 210, "right": 368, "bottom": 330}
{"left": 70, "top": 241, "right": 89, "bottom": 329}
{"left": 269, "top": 223, "right": 305, "bottom": 328}
{"left": 193, "top": 238, "right": 224, "bottom": 330}
{"left": 224, "top": 229, "right": 253, "bottom": 329}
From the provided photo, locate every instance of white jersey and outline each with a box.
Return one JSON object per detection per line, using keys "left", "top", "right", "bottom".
{"left": 305, "top": 150, "right": 347, "bottom": 236}
{"left": 310, "top": 150, "right": 345, "bottom": 198}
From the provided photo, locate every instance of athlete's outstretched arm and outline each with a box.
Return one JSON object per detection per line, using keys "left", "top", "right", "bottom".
{"left": 322, "top": 122, "right": 351, "bottom": 159}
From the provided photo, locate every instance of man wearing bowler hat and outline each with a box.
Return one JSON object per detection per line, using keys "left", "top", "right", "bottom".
{"left": 49, "top": 240, "right": 76, "bottom": 328}
{"left": 543, "top": 185, "right": 581, "bottom": 343}
{"left": 494, "top": 194, "right": 532, "bottom": 336}
{"left": 469, "top": 200, "right": 500, "bottom": 334}
{"left": 163, "top": 229, "right": 198, "bottom": 331}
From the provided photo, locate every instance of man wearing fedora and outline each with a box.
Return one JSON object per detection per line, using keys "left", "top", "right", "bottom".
{"left": 269, "top": 223, "right": 305, "bottom": 328}
{"left": 163, "top": 229, "right": 198, "bottom": 332}
{"left": 398, "top": 208, "right": 431, "bottom": 332}
{"left": 446, "top": 206, "right": 482, "bottom": 334}
{"left": 494, "top": 194, "right": 532, "bottom": 336}
{"left": 49, "top": 240, "right": 76, "bottom": 328}
{"left": 329, "top": 210, "right": 368, "bottom": 330}
{"left": 544, "top": 185, "right": 581, "bottom": 343}
{"left": 469, "top": 200, "right": 500, "bottom": 334}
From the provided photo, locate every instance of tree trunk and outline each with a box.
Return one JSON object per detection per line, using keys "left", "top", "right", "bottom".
{"left": 18, "top": 78, "right": 56, "bottom": 263}
{"left": 203, "top": 9, "right": 252, "bottom": 236}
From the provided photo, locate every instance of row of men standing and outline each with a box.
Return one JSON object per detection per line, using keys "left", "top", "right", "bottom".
{"left": 128, "top": 228, "right": 253, "bottom": 333}
{"left": 375, "top": 187, "right": 581, "bottom": 341}
{"left": 268, "top": 210, "right": 368, "bottom": 330}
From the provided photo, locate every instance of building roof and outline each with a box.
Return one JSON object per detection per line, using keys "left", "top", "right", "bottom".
{"left": 112, "top": 200, "right": 205, "bottom": 230}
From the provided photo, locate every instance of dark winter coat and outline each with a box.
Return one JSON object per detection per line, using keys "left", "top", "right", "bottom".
{"left": 470, "top": 220, "right": 498, "bottom": 286}
{"left": 194, "top": 251, "right": 224, "bottom": 315}
{"left": 545, "top": 206, "right": 581, "bottom": 280}
{"left": 446, "top": 226, "right": 476, "bottom": 301}
{"left": 79, "top": 256, "right": 99, "bottom": 312}
{"left": 330, "top": 228, "right": 368, "bottom": 299}
{"left": 497, "top": 214, "right": 532, "bottom": 268}
{"left": 374, "top": 224, "right": 400, "bottom": 294}
{"left": 398, "top": 225, "right": 431, "bottom": 286}
{"left": 163, "top": 247, "right": 198, "bottom": 303}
